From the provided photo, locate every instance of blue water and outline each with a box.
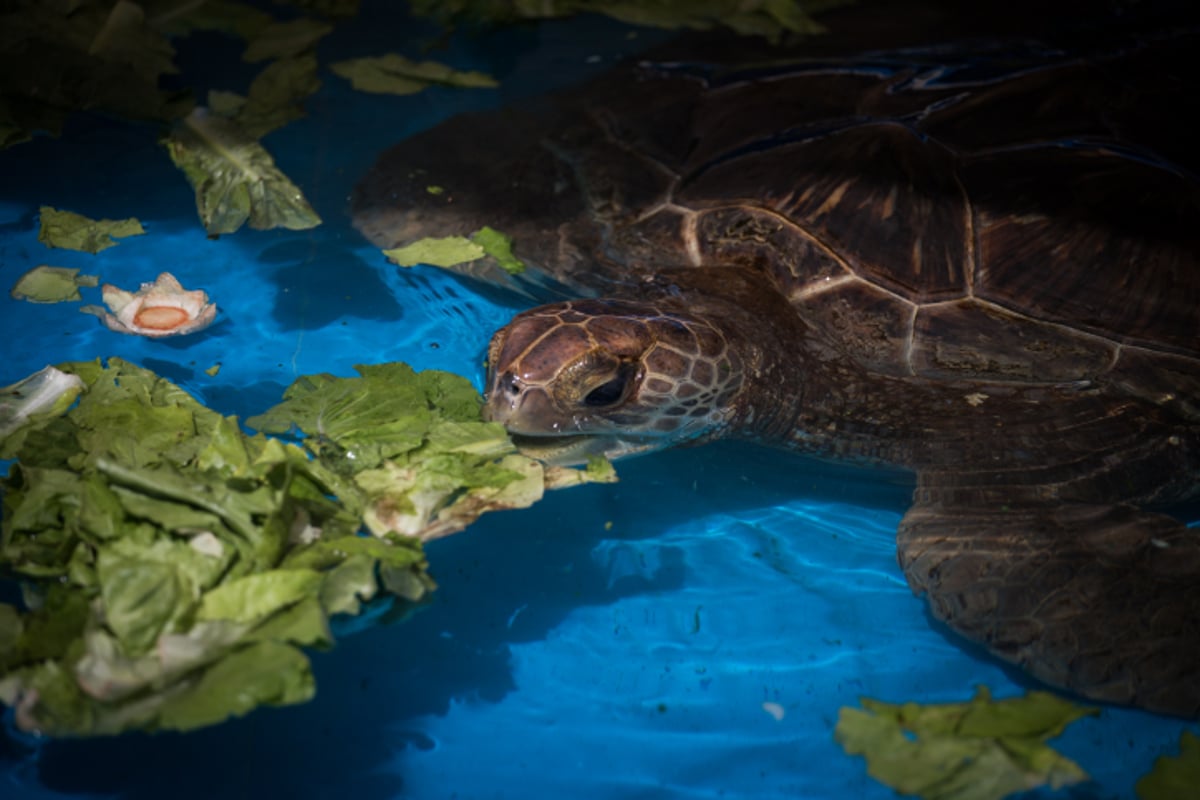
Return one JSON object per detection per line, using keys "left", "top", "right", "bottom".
{"left": 0, "top": 4, "right": 1195, "bottom": 798}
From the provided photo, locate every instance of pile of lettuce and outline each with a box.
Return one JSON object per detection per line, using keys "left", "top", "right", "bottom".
{"left": 0, "top": 358, "right": 609, "bottom": 737}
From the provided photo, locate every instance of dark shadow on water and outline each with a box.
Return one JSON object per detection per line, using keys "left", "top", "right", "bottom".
{"left": 201, "top": 379, "right": 294, "bottom": 424}
{"left": 258, "top": 240, "right": 403, "bottom": 332}
{"left": 8, "top": 442, "right": 909, "bottom": 800}
{"left": 139, "top": 357, "right": 197, "bottom": 386}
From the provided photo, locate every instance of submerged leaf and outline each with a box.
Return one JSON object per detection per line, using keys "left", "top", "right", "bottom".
{"left": 835, "top": 687, "right": 1094, "bottom": 800}
{"left": 232, "top": 54, "right": 321, "bottom": 138}
{"left": 10, "top": 265, "right": 99, "bottom": 303}
{"left": 146, "top": 0, "right": 274, "bottom": 40}
{"left": 38, "top": 207, "right": 145, "bottom": 253}
{"left": 247, "top": 363, "right": 432, "bottom": 468}
{"left": 360, "top": 452, "right": 543, "bottom": 541}
{"left": 243, "top": 17, "right": 333, "bottom": 62}
{"left": 90, "top": 0, "right": 179, "bottom": 79}
{"left": 544, "top": 456, "right": 618, "bottom": 489}
{"left": 152, "top": 640, "right": 315, "bottom": 731}
{"left": 408, "top": 0, "right": 841, "bottom": 42}
{"left": 1137, "top": 732, "right": 1200, "bottom": 800}
{"left": 331, "top": 54, "right": 498, "bottom": 95}
{"left": 163, "top": 107, "right": 321, "bottom": 235}
{"left": 0, "top": 2, "right": 191, "bottom": 137}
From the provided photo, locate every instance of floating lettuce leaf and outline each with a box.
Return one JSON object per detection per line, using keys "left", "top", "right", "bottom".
{"left": 836, "top": 688, "right": 1094, "bottom": 798}
{"left": 357, "top": 452, "right": 542, "bottom": 541}
{"left": 384, "top": 235, "right": 486, "bottom": 268}
{"left": 331, "top": 54, "right": 498, "bottom": 95}
{"left": 1137, "top": 732, "right": 1200, "bottom": 800}
{"left": 383, "top": 226, "right": 524, "bottom": 272}
{"left": 10, "top": 266, "right": 100, "bottom": 304}
{"left": 163, "top": 107, "right": 322, "bottom": 235}
{"left": 835, "top": 687, "right": 1095, "bottom": 800}
{"left": 242, "top": 17, "right": 334, "bottom": 62}
{"left": 38, "top": 207, "right": 145, "bottom": 254}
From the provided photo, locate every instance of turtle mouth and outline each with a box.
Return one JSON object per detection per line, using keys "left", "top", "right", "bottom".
{"left": 508, "top": 432, "right": 659, "bottom": 465}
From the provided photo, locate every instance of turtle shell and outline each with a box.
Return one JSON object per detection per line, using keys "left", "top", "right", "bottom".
{"left": 352, "top": 25, "right": 1200, "bottom": 395}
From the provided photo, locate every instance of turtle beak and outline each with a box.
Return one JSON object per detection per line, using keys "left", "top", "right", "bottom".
{"left": 504, "top": 431, "right": 660, "bottom": 466}
{"left": 482, "top": 374, "right": 559, "bottom": 434}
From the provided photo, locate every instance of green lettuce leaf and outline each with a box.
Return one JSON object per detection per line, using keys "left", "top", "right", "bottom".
{"left": 37, "top": 206, "right": 145, "bottom": 254}
{"left": 247, "top": 364, "right": 433, "bottom": 468}
{"left": 163, "top": 107, "right": 322, "bottom": 235}
{"left": 544, "top": 455, "right": 619, "bottom": 488}
{"left": 248, "top": 362, "right": 608, "bottom": 541}
{"left": 10, "top": 265, "right": 100, "bottom": 303}
{"left": 358, "top": 452, "right": 543, "bottom": 540}
{"left": 383, "top": 226, "right": 524, "bottom": 272}
{"left": 384, "top": 235, "right": 486, "bottom": 268}
{"left": 149, "top": 639, "right": 315, "bottom": 731}
{"left": 835, "top": 687, "right": 1094, "bottom": 800}
{"left": 0, "top": 358, "right": 429, "bottom": 736}
{"left": 1137, "top": 731, "right": 1200, "bottom": 800}
{"left": 0, "top": 0, "right": 192, "bottom": 147}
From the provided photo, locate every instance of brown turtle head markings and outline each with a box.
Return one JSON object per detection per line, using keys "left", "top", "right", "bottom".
{"left": 484, "top": 298, "right": 744, "bottom": 463}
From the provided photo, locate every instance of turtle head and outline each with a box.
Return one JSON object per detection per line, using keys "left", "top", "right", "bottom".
{"left": 484, "top": 298, "right": 745, "bottom": 464}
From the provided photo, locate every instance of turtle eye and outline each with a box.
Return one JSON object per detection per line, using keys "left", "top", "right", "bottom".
{"left": 583, "top": 375, "right": 628, "bottom": 407}
{"left": 499, "top": 372, "right": 522, "bottom": 397}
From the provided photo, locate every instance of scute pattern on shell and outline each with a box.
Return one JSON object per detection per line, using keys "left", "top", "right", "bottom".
{"left": 354, "top": 30, "right": 1200, "bottom": 390}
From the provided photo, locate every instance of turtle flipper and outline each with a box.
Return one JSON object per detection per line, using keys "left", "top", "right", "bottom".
{"left": 897, "top": 499, "right": 1200, "bottom": 716}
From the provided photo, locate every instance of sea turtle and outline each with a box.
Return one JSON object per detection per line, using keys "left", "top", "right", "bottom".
{"left": 351, "top": 14, "right": 1200, "bottom": 716}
